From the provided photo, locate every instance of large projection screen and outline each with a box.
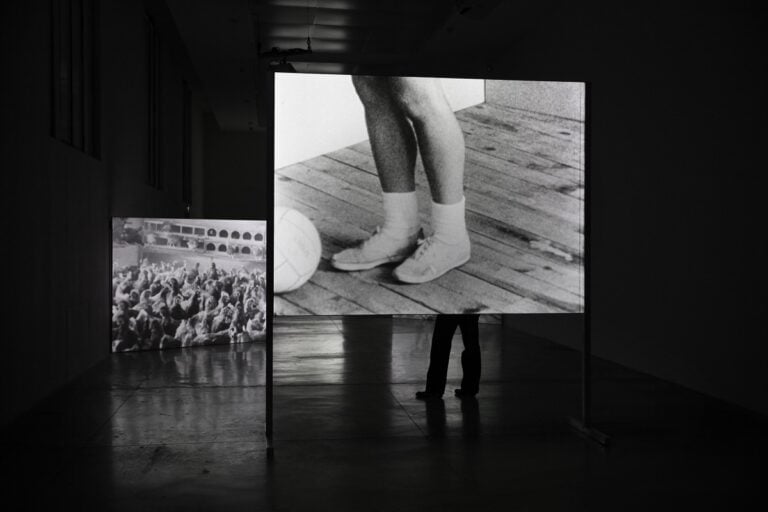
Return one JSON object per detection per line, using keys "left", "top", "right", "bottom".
{"left": 111, "top": 218, "right": 268, "bottom": 352}
{"left": 274, "top": 74, "right": 584, "bottom": 315}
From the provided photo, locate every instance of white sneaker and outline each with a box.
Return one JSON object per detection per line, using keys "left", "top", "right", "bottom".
{"left": 393, "top": 234, "right": 470, "bottom": 284}
{"left": 331, "top": 227, "right": 422, "bottom": 271}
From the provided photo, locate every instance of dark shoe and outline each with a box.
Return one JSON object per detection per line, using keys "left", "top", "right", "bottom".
{"left": 416, "top": 390, "right": 443, "bottom": 400}
{"left": 454, "top": 388, "right": 477, "bottom": 398}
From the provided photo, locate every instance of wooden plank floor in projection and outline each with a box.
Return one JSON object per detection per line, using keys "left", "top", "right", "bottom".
{"left": 275, "top": 102, "right": 584, "bottom": 315}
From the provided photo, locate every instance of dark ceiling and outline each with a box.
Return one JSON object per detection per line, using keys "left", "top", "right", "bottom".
{"left": 165, "top": 0, "right": 517, "bottom": 130}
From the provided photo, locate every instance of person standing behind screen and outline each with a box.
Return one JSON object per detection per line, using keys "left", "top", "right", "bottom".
{"left": 331, "top": 76, "right": 471, "bottom": 283}
{"left": 416, "top": 315, "right": 481, "bottom": 400}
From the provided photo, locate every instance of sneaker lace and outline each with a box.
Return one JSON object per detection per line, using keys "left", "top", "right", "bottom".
{"left": 412, "top": 236, "right": 434, "bottom": 260}
{"left": 359, "top": 226, "right": 383, "bottom": 249}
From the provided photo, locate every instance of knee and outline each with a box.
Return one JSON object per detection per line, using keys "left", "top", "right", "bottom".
{"left": 389, "top": 78, "right": 446, "bottom": 122}
{"left": 352, "top": 75, "right": 388, "bottom": 110}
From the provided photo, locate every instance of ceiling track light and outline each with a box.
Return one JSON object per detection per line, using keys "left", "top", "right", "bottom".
{"left": 258, "top": 39, "right": 312, "bottom": 73}
{"left": 258, "top": 43, "right": 312, "bottom": 60}
{"left": 268, "top": 57, "right": 296, "bottom": 73}
{"left": 256, "top": 1, "right": 314, "bottom": 72}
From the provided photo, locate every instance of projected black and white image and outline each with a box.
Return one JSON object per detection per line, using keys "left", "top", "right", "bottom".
{"left": 111, "top": 218, "right": 267, "bottom": 352}
{"left": 275, "top": 74, "right": 584, "bottom": 315}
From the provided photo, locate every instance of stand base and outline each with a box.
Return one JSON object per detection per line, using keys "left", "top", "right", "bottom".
{"left": 568, "top": 417, "right": 611, "bottom": 448}
{"left": 266, "top": 431, "right": 274, "bottom": 461}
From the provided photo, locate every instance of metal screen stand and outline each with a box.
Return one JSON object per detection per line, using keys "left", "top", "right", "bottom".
{"left": 567, "top": 313, "right": 610, "bottom": 448}
{"left": 568, "top": 82, "right": 609, "bottom": 448}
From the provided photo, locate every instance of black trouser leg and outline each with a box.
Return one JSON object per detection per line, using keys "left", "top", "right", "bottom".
{"left": 458, "top": 316, "right": 480, "bottom": 394}
{"left": 425, "top": 316, "right": 458, "bottom": 396}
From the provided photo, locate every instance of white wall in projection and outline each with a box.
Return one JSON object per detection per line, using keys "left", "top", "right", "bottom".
{"left": 275, "top": 74, "right": 485, "bottom": 169}
{"left": 274, "top": 74, "right": 585, "bottom": 315}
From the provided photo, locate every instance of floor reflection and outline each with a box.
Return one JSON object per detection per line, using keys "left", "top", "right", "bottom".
{"left": 3, "top": 316, "right": 765, "bottom": 511}
{"left": 460, "top": 397, "right": 481, "bottom": 440}
{"left": 274, "top": 316, "right": 581, "bottom": 440}
{"left": 340, "top": 316, "right": 393, "bottom": 384}
{"left": 424, "top": 398, "right": 447, "bottom": 438}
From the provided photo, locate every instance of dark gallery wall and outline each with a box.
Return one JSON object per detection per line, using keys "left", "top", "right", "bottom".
{"left": 0, "top": 0, "right": 205, "bottom": 426}
{"left": 248, "top": 3, "right": 766, "bottom": 416}
{"left": 1, "top": 0, "right": 105, "bottom": 427}
{"left": 496, "top": 4, "right": 767, "bottom": 415}
{"left": 1, "top": 0, "right": 765, "bottom": 426}
{"left": 243, "top": 3, "right": 765, "bottom": 415}
{"left": 201, "top": 114, "right": 268, "bottom": 221}
{"left": 106, "top": 0, "right": 205, "bottom": 218}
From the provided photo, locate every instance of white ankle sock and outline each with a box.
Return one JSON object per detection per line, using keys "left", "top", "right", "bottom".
{"left": 382, "top": 191, "right": 420, "bottom": 239}
{"left": 431, "top": 196, "right": 469, "bottom": 244}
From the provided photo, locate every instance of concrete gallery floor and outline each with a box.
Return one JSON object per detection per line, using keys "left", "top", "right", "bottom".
{"left": 1, "top": 317, "right": 764, "bottom": 511}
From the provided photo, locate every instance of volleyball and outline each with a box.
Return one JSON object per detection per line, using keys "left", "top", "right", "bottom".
{"left": 274, "top": 207, "right": 322, "bottom": 293}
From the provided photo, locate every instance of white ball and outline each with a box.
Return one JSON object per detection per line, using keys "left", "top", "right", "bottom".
{"left": 274, "top": 207, "right": 322, "bottom": 293}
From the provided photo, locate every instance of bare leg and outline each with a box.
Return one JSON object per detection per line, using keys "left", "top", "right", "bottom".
{"left": 331, "top": 77, "right": 423, "bottom": 271}
{"left": 334, "top": 76, "right": 469, "bottom": 278}
{"left": 388, "top": 77, "right": 465, "bottom": 205}
{"left": 387, "top": 78, "right": 471, "bottom": 284}
{"left": 352, "top": 76, "right": 416, "bottom": 193}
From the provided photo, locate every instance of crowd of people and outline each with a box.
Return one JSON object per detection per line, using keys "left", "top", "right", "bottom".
{"left": 112, "top": 258, "right": 267, "bottom": 352}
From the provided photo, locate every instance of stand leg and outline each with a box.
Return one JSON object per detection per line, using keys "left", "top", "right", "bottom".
{"left": 265, "top": 67, "right": 275, "bottom": 463}
{"left": 265, "top": 315, "right": 274, "bottom": 461}
{"left": 568, "top": 120, "right": 610, "bottom": 449}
